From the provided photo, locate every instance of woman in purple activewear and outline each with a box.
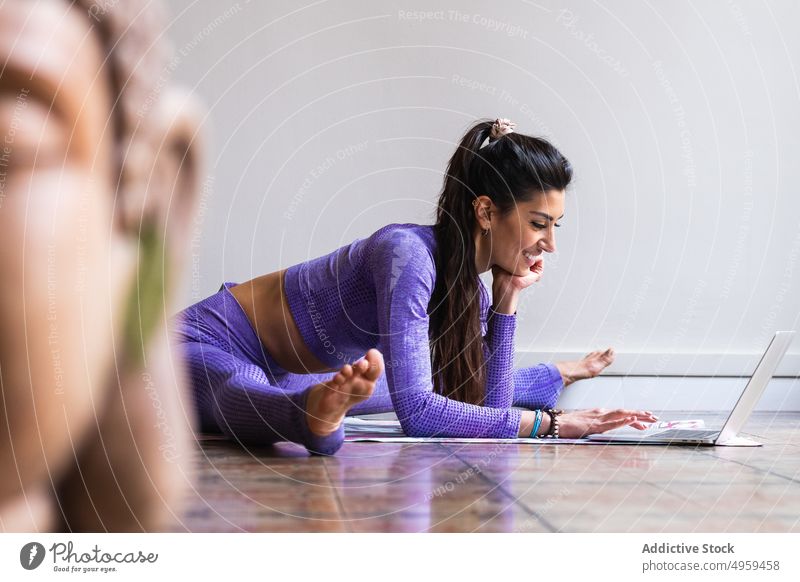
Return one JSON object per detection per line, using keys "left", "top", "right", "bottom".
{"left": 170, "top": 118, "right": 657, "bottom": 455}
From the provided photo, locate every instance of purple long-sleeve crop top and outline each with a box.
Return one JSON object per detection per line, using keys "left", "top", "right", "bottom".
{"left": 283, "top": 222, "right": 563, "bottom": 438}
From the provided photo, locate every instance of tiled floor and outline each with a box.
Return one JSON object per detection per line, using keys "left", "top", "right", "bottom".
{"left": 174, "top": 412, "right": 800, "bottom": 532}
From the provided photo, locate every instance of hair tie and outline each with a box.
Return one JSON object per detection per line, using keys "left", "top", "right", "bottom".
{"left": 479, "top": 118, "right": 516, "bottom": 149}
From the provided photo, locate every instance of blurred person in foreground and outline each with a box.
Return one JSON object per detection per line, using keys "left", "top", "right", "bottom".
{"left": 0, "top": 0, "right": 204, "bottom": 531}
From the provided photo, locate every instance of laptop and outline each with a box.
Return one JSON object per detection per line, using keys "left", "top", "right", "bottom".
{"left": 586, "top": 331, "right": 795, "bottom": 446}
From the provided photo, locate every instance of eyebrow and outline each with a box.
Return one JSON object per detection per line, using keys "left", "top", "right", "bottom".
{"left": 529, "top": 211, "right": 565, "bottom": 221}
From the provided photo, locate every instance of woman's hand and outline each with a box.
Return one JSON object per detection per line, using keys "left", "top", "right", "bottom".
{"left": 558, "top": 408, "right": 658, "bottom": 439}
{"left": 491, "top": 257, "right": 544, "bottom": 314}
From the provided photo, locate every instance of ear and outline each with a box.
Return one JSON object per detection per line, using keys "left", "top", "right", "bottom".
{"left": 473, "top": 195, "right": 494, "bottom": 228}
{"left": 117, "top": 87, "right": 206, "bottom": 268}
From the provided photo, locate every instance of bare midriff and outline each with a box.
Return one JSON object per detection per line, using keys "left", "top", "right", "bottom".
{"left": 228, "top": 269, "right": 338, "bottom": 375}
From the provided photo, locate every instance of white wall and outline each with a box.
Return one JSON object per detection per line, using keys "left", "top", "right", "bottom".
{"left": 163, "top": 0, "right": 800, "bottom": 406}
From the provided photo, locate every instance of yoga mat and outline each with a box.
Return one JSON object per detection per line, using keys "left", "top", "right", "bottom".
{"left": 342, "top": 417, "right": 760, "bottom": 446}
{"left": 343, "top": 417, "right": 604, "bottom": 444}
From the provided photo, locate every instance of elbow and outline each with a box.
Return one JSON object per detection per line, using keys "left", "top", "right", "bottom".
{"left": 397, "top": 415, "right": 436, "bottom": 438}
{"left": 396, "top": 403, "right": 445, "bottom": 437}
{"left": 394, "top": 392, "right": 441, "bottom": 437}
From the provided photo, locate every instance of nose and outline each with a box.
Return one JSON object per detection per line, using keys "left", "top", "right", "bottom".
{"left": 540, "top": 229, "right": 557, "bottom": 254}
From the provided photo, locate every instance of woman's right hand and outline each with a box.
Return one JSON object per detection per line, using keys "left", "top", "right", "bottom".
{"left": 558, "top": 408, "right": 658, "bottom": 439}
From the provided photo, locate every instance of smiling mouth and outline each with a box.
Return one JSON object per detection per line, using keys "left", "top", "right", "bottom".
{"left": 522, "top": 250, "right": 541, "bottom": 266}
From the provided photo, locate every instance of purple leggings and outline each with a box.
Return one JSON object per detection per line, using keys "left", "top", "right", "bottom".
{"left": 171, "top": 283, "right": 362, "bottom": 455}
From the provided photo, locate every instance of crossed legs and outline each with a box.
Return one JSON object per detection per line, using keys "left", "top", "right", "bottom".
{"left": 179, "top": 340, "right": 384, "bottom": 455}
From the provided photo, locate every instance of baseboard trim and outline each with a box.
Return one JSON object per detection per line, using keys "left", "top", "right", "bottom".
{"left": 554, "top": 375, "right": 800, "bottom": 412}
{"left": 516, "top": 350, "right": 800, "bottom": 378}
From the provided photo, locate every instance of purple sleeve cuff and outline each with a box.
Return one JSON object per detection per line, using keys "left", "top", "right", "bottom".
{"left": 544, "top": 362, "right": 564, "bottom": 390}
{"left": 512, "top": 363, "right": 565, "bottom": 409}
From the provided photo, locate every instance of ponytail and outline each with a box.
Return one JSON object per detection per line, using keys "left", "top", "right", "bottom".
{"left": 428, "top": 120, "right": 495, "bottom": 405}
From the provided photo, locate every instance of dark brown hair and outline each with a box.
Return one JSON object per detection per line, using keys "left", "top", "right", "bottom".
{"left": 428, "top": 119, "right": 572, "bottom": 405}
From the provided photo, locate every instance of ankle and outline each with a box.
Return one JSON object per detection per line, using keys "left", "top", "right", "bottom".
{"left": 301, "top": 387, "right": 344, "bottom": 454}
{"left": 303, "top": 384, "right": 343, "bottom": 437}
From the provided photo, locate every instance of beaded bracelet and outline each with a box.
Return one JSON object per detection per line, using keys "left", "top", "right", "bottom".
{"left": 529, "top": 409, "right": 543, "bottom": 438}
{"left": 543, "top": 408, "right": 563, "bottom": 439}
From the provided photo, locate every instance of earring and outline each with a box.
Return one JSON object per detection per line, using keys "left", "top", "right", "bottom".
{"left": 482, "top": 228, "right": 489, "bottom": 237}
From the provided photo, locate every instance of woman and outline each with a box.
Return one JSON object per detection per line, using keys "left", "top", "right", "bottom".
{"left": 172, "top": 118, "right": 656, "bottom": 456}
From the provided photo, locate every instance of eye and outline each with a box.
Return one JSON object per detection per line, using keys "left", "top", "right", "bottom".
{"left": 531, "top": 222, "right": 561, "bottom": 229}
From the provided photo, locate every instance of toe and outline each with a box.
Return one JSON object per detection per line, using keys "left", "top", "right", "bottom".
{"left": 339, "top": 364, "right": 354, "bottom": 378}
{"left": 353, "top": 359, "right": 369, "bottom": 375}
{"left": 363, "top": 349, "right": 385, "bottom": 381}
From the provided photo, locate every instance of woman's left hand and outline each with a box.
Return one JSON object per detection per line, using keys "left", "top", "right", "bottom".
{"left": 491, "top": 256, "right": 544, "bottom": 313}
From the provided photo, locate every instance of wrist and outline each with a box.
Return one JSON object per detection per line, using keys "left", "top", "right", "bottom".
{"left": 554, "top": 362, "right": 574, "bottom": 387}
{"left": 518, "top": 410, "right": 552, "bottom": 437}
{"left": 542, "top": 408, "right": 563, "bottom": 438}
{"left": 491, "top": 299, "right": 517, "bottom": 315}
{"left": 538, "top": 412, "right": 551, "bottom": 436}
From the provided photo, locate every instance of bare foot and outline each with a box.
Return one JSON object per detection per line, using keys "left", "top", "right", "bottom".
{"left": 304, "top": 348, "right": 384, "bottom": 436}
{"left": 555, "top": 348, "right": 615, "bottom": 387}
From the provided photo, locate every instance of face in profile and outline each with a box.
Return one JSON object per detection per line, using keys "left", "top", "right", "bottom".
{"left": 484, "top": 189, "right": 565, "bottom": 276}
{"left": 0, "top": 0, "right": 204, "bottom": 531}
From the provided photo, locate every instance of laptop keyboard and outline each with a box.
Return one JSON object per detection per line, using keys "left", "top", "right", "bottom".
{"left": 646, "top": 429, "right": 720, "bottom": 440}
